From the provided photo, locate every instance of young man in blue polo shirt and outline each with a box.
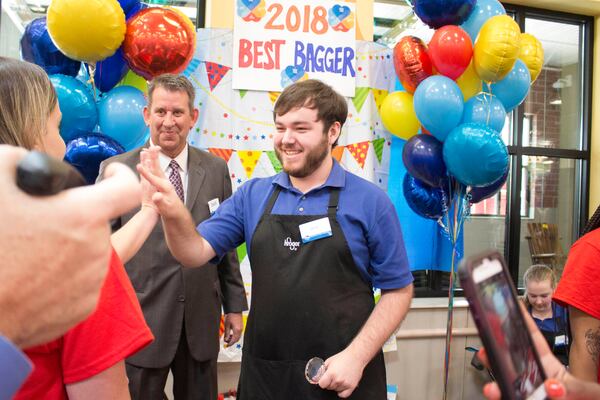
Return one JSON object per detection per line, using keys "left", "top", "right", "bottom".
{"left": 139, "top": 79, "right": 414, "bottom": 399}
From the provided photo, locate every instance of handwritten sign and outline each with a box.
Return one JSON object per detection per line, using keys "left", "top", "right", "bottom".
{"left": 233, "top": 0, "right": 356, "bottom": 96}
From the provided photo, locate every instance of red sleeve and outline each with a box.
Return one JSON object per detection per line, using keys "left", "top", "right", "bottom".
{"left": 60, "top": 249, "right": 154, "bottom": 384}
{"left": 553, "top": 229, "right": 600, "bottom": 321}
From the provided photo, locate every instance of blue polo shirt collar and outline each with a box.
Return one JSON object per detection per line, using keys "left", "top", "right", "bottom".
{"left": 272, "top": 159, "right": 346, "bottom": 193}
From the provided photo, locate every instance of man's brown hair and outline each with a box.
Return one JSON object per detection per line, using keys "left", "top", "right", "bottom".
{"left": 273, "top": 79, "right": 347, "bottom": 147}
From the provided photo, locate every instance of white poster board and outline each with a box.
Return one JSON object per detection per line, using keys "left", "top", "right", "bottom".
{"left": 233, "top": 0, "right": 356, "bottom": 96}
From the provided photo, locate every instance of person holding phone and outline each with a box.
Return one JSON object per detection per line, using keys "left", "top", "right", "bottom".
{"left": 523, "top": 264, "right": 569, "bottom": 365}
{"left": 554, "top": 205, "right": 600, "bottom": 383}
{"left": 480, "top": 304, "right": 600, "bottom": 400}
{"left": 0, "top": 56, "right": 156, "bottom": 399}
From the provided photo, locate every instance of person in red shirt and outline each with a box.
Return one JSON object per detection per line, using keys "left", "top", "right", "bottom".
{"left": 554, "top": 204, "right": 600, "bottom": 383}
{"left": 0, "top": 56, "right": 156, "bottom": 398}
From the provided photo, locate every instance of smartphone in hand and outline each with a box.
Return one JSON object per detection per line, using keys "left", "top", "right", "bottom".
{"left": 16, "top": 151, "right": 86, "bottom": 195}
{"left": 459, "top": 250, "right": 548, "bottom": 400}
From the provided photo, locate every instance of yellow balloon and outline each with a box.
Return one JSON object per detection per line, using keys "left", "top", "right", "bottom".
{"left": 455, "top": 62, "right": 483, "bottom": 101}
{"left": 380, "top": 91, "right": 420, "bottom": 140}
{"left": 519, "top": 33, "right": 544, "bottom": 83}
{"left": 117, "top": 70, "right": 148, "bottom": 94}
{"left": 473, "top": 15, "right": 521, "bottom": 82}
{"left": 47, "top": 0, "right": 126, "bottom": 63}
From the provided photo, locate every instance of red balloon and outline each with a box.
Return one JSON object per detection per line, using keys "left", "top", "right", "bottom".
{"left": 393, "top": 36, "right": 433, "bottom": 94}
{"left": 428, "top": 25, "right": 472, "bottom": 80}
{"left": 123, "top": 8, "right": 195, "bottom": 80}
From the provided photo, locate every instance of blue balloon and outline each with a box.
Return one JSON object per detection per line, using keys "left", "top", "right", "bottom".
{"left": 443, "top": 123, "right": 509, "bottom": 187}
{"left": 402, "top": 134, "right": 447, "bottom": 188}
{"left": 460, "top": 0, "right": 506, "bottom": 43}
{"left": 20, "top": 18, "right": 80, "bottom": 76}
{"left": 462, "top": 93, "right": 506, "bottom": 133}
{"left": 98, "top": 86, "right": 147, "bottom": 151}
{"left": 413, "top": 0, "right": 476, "bottom": 29}
{"left": 469, "top": 169, "right": 508, "bottom": 203}
{"left": 49, "top": 74, "right": 98, "bottom": 142}
{"left": 118, "top": 0, "right": 142, "bottom": 19}
{"left": 490, "top": 59, "right": 531, "bottom": 112}
{"left": 403, "top": 173, "right": 447, "bottom": 219}
{"left": 94, "top": 48, "right": 129, "bottom": 93}
{"left": 414, "top": 76, "right": 464, "bottom": 142}
{"left": 64, "top": 133, "right": 125, "bottom": 184}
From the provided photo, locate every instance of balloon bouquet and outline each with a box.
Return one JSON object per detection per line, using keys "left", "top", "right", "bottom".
{"left": 19, "top": 0, "right": 197, "bottom": 182}
{"left": 379, "top": 0, "right": 543, "bottom": 397}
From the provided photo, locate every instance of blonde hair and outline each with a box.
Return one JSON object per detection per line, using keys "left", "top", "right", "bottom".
{"left": 0, "top": 57, "right": 58, "bottom": 150}
{"left": 523, "top": 264, "right": 556, "bottom": 307}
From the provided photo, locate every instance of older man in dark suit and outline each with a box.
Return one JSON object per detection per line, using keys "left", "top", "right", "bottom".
{"left": 99, "top": 74, "right": 247, "bottom": 400}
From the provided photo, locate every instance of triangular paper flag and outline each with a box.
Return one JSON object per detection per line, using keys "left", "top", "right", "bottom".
{"left": 238, "top": 150, "right": 263, "bottom": 178}
{"left": 208, "top": 148, "right": 233, "bottom": 163}
{"left": 332, "top": 146, "right": 345, "bottom": 162}
{"left": 183, "top": 58, "right": 201, "bottom": 77}
{"left": 266, "top": 151, "right": 282, "bottom": 173}
{"left": 347, "top": 141, "right": 370, "bottom": 168}
{"left": 238, "top": 89, "right": 248, "bottom": 99}
{"left": 236, "top": 243, "right": 247, "bottom": 262}
{"left": 352, "top": 87, "right": 370, "bottom": 113}
{"left": 269, "top": 91, "right": 281, "bottom": 105}
{"left": 205, "top": 62, "right": 230, "bottom": 91}
{"left": 372, "top": 89, "right": 389, "bottom": 111}
{"left": 372, "top": 138, "right": 385, "bottom": 163}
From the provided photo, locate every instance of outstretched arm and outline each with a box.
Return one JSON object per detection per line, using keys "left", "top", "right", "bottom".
{"left": 137, "top": 146, "right": 217, "bottom": 267}
{"left": 318, "top": 284, "right": 413, "bottom": 398}
{"left": 569, "top": 306, "right": 600, "bottom": 382}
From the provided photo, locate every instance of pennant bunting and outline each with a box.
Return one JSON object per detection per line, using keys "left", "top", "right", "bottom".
{"left": 372, "top": 89, "right": 389, "bottom": 111}
{"left": 372, "top": 138, "right": 385, "bottom": 164}
{"left": 352, "top": 87, "right": 370, "bottom": 113}
{"left": 332, "top": 146, "right": 345, "bottom": 162}
{"left": 205, "top": 62, "right": 230, "bottom": 91}
{"left": 236, "top": 243, "right": 247, "bottom": 262}
{"left": 347, "top": 141, "right": 370, "bottom": 168}
{"left": 182, "top": 58, "right": 201, "bottom": 77}
{"left": 266, "top": 151, "right": 282, "bottom": 173}
{"left": 238, "top": 150, "right": 263, "bottom": 178}
{"left": 269, "top": 91, "right": 281, "bottom": 105}
{"left": 208, "top": 148, "right": 233, "bottom": 163}
{"left": 238, "top": 89, "right": 248, "bottom": 99}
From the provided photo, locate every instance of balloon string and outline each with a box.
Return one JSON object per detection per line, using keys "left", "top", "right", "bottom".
{"left": 85, "top": 63, "right": 98, "bottom": 101}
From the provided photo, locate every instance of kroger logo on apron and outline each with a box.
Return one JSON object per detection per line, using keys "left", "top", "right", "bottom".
{"left": 283, "top": 237, "right": 300, "bottom": 251}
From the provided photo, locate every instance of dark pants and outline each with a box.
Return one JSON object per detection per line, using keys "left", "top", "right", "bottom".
{"left": 126, "top": 324, "right": 218, "bottom": 400}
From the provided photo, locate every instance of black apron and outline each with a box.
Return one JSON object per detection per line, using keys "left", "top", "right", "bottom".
{"left": 237, "top": 186, "right": 387, "bottom": 400}
{"left": 530, "top": 305, "right": 569, "bottom": 366}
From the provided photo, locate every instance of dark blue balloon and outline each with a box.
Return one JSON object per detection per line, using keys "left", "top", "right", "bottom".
{"left": 94, "top": 48, "right": 129, "bottom": 93}
{"left": 64, "top": 133, "right": 125, "bottom": 184}
{"left": 119, "top": 0, "right": 143, "bottom": 19}
{"left": 20, "top": 17, "right": 80, "bottom": 76}
{"left": 413, "top": 0, "right": 477, "bottom": 29}
{"left": 403, "top": 173, "right": 446, "bottom": 220}
{"left": 469, "top": 169, "right": 508, "bottom": 203}
{"left": 402, "top": 134, "right": 447, "bottom": 188}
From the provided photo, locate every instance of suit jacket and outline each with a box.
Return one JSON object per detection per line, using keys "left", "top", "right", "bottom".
{"left": 99, "top": 145, "right": 247, "bottom": 368}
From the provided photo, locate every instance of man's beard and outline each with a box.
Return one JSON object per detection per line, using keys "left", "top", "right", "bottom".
{"left": 275, "top": 135, "right": 329, "bottom": 178}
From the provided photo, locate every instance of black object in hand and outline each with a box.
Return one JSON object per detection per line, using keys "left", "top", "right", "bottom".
{"left": 16, "top": 151, "right": 86, "bottom": 195}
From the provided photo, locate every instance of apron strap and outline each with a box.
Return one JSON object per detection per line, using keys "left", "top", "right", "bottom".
{"left": 328, "top": 188, "right": 340, "bottom": 218}
{"left": 264, "top": 186, "right": 282, "bottom": 215}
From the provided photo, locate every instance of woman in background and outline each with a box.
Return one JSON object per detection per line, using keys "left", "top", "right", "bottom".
{"left": 0, "top": 56, "right": 155, "bottom": 399}
{"left": 523, "top": 264, "right": 569, "bottom": 365}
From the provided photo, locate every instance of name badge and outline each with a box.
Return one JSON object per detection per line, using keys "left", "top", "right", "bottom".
{"left": 299, "top": 217, "right": 332, "bottom": 244}
{"left": 208, "top": 198, "right": 220, "bottom": 215}
{"left": 555, "top": 334, "right": 567, "bottom": 347}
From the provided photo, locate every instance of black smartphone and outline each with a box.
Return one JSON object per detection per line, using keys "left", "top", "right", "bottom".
{"left": 16, "top": 151, "right": 86, "bottom": 195}
{"left": 458, "top": 250, "right": 548, "bottom": 400}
